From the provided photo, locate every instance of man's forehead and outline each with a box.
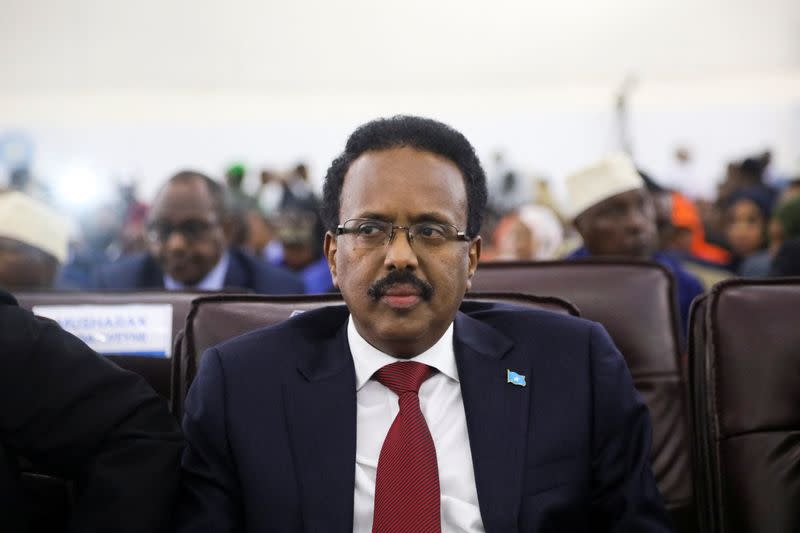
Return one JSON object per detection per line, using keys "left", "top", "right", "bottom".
{"left": 335, "top": 147, "right": 468, "bottom": 225}
{"left": 347, "top": 147, "right": 462, "bottom": 177}
{"left": 344, "top": 149, "right": 465, "bottom": 194}
{"left": 592, "top": 187, "right": 647, "bottom": 210}
{"left": 149, "top": 181, "right": 218, "bottom": 221}
{"left": 154, "top": 181, "right": 214, "bottom": 207}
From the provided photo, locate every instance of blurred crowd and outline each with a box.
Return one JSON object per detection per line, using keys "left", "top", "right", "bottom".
{"left": 1, "top": 146, "right": 799, "bottom": 301}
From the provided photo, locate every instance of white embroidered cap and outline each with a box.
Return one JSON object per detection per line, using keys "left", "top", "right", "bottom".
{"left": 0, "top": 190, "right": 71, "bottom": 262}
{"left": 564, "top": 153, "right": 644, "bottom": 221}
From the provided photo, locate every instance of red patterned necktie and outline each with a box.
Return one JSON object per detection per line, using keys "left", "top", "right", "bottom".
{"left": 372, "top": 361, "right": 441, "bottom": 533}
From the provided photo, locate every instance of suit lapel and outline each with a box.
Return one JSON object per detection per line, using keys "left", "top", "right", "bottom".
{"left": 221, "top": 248, "right": 251, "bottom": 291}
{"left": 454, "top": 311, "right": 530, "bottom": 533}
{"left": 284, "top": 317, "right": 356, "bottom": 533}
{"left": 139, "top": 255, "right": 167, "bottom": 288}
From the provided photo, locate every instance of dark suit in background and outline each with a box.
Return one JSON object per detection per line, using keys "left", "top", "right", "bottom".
{"left": 177, "top": 302, "right": 671, "bottom": 532}
{"left": 90, "top": 247, "right": 304, "bottom": 294}
{"left": 0, "top": 289, "right": 183, "bottom": 532}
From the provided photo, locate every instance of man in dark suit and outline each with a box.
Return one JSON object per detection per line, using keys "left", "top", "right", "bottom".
{"left": 91, "top": 170, "right": 304, "bottom": 295}
{"left": 0, "top": 288, "right": 183, "bottom": 532}
{"left": 177, "top": 116, "right": 671, "bottom": 531}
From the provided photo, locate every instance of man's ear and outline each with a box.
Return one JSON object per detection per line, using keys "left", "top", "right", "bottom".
{"left": 324, "top": 232, "right": 339, "bottom": 288}
{"left": 465, "top": 236, "right": 481, "bottom": 292}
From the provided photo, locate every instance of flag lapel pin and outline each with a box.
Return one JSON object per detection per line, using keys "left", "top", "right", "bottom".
{"left": 507, "top": 369, "right": 527, "bottom": 387}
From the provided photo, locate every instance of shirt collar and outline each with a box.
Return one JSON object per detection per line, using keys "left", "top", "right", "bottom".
{"left": 163, "top": 250, "right": 230, "bottom": 291}
{"left": 347, "top": 315, "right": 459, "bottom": 391}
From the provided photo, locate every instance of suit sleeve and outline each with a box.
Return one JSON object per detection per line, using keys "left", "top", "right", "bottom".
{"left": 176, "top": 347, "right": 242, "bottom": 532}
{"left": 0, "top": 309, "right": 183, "bottom": 533}
{"left": 587, "top": 323, "right": 673, "bottom": 532}
{"left": 88, "top": 264, "right": 108, "bottom": 289}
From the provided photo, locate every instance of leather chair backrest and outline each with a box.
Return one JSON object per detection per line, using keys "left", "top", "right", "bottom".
{"left": 15, "top": 291, "right": 200, "bottom": 401}
{"left": 470, "top": 259, "right": 693, "bottom": 530}
{"left": 689, "top": 278, "right": 800, "bottom": 533}
{"left": 172, "top": 292, "right": 578, "bottom": 416}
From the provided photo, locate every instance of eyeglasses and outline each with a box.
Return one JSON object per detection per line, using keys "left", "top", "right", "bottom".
{"left": 145, "top": 219, "right": 218, "bottom": 243}
{"left": 335, "top": 218, "right": 470, "bottom": 249}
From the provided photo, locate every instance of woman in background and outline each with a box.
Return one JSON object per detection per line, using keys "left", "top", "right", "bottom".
{"left": 723, "top": 187, "right": 773, "bottom": 276}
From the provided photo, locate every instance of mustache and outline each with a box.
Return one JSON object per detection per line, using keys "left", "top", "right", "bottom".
{"left": 367, "top": 270, "right": 434, "bottom": 301}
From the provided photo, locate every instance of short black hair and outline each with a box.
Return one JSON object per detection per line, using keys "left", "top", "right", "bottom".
{"left": 739, "top": 157, "right": 767, "bottom": 183}
{"left": 321, "top": 115, "right": 488, "bottom": 238}
{"left": 162, "top": 170, "right": 227, "bottom": 218}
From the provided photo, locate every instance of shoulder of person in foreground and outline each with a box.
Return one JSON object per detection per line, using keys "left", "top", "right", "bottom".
{"left": 0, "top": 293, "right": 183, "bottom": 533}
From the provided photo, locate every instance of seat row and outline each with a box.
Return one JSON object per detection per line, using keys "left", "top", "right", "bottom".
{"left": 15, "top": 259, "right": 800, "bottom": 533}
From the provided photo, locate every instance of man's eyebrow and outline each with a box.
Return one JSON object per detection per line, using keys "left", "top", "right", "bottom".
{"left": 410, "top": 212, "right": 456, "bottom": 224}
{"left": 353, "top": 212, "right": 393, "bottom": 222}
{"left": 350, "top": 212, "right": 457, "bottom": 224}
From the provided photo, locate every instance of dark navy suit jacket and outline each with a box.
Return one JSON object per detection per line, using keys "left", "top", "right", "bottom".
{"left": 177, "top": 303, "right": 671, "bottom": 532}
{"left": 90, "top": 248, "right": 304, "bottom": 295}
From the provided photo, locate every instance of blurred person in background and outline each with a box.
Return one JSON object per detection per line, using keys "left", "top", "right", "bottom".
{"left": 641, "top": 170, "right": 732, "bottom": 288}
{"left": 243, "top": 206, "right": 281, "bottom": 262}
{"left": 491, "top": 204, "right": 564, "bottom": 261}
{"left": 775, "top": 177, "right": 800, "bottom": 207}
{"left": 706, "top": 157, "right": 773, "bottom": 254}
{"left": 225, "top": 163, "right": 252, "bottom": 206}
{"left": 770, "top": 238, "right": 800, "bottom": 276}
{"left": 486, "top": 151, "right": 535, "bottom": 216}
{"left": 56, "top": 202, "right": 124, "bottom": 288}
{"left": 257, "top": 163, "right": 319, "bottom": 215}
{"left": 91, "top": 170, "right": 303, "bottom": 294}
{"left": 0, "top": 189, "right": 70, "bottom": 290}
{"left": 717, "top": 156, "right": 777, "bottom": 207}
{"left": 668, "top": 192, "right": 731, "bottom": 265}
{"left": 224, "top": 163, "right": 257, "bottom": 249}
{"left": 564, "top": 153, "right": 704, "bottom": 336}
{"left": 269, "top": 208, "right": 334, "bottom": 293}
{"left": 9, "top": 166, "right": 52, "bottom": 203}
{"left": 722, "top": 187, "right": 773, "bottom": 277}
{"left": 118, "top": 180, "right": 150, "bottom": 256}
{"left": 773, "top": 194, "right": 800, "bottom": 246}
{"left": 737, "top": 193, "right": 800, "bottom": 278}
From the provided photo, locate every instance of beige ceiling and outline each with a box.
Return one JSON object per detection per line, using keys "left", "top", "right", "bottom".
{"left": 2, "top": 0, "right": 798, "bottom": 92}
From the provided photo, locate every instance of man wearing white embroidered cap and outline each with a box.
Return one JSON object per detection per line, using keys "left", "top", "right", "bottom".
{"left": 564, "top": 153, "right": 703, "bottom": 336}
{"left": 0, "top": 190, "right": 72, "bottom": 289}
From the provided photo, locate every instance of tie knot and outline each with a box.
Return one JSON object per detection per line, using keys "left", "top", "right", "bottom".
{"left": 375, "top": 361, "right": 434, "bottom": 396}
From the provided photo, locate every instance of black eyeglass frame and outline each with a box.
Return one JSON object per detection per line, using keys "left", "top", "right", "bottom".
{"left": 335, "top": 218, "right": 471, "bottom": 247}
{"left": 144, "top": 218, "right": 220, "bottom": 244}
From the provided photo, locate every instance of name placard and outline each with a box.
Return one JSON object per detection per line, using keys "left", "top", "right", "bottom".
{"left": 33, "top": 304, "right": 174, "bottom": 358}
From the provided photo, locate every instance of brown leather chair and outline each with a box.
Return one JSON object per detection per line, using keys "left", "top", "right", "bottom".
{"left": 689, "top": 278, "right": 800, "bottom": 533}
{"left": 471, "top": 259, "right": 694, "bottom": 531}
{"left": 171, "top": 292, "right": 578, "bottom": 417}
{"left": 15, "top": 291, "right": 201, "bottom": 401}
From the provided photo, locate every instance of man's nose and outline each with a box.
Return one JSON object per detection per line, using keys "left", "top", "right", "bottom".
{"left": 383, "top": 227, "right": 419, "bottom": 270}
{"left": 625, "top": 208, "right": 650, "bottom": 233}
{"left": 164, "top": 229, "right": 189, "bottom": 250}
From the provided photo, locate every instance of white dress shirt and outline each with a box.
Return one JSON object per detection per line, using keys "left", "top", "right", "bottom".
{"left": 163, "top": 251, "right": 229, "bottom": 290}
{"left": 348, "top": 316, "right": 485, "bottom": 533}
